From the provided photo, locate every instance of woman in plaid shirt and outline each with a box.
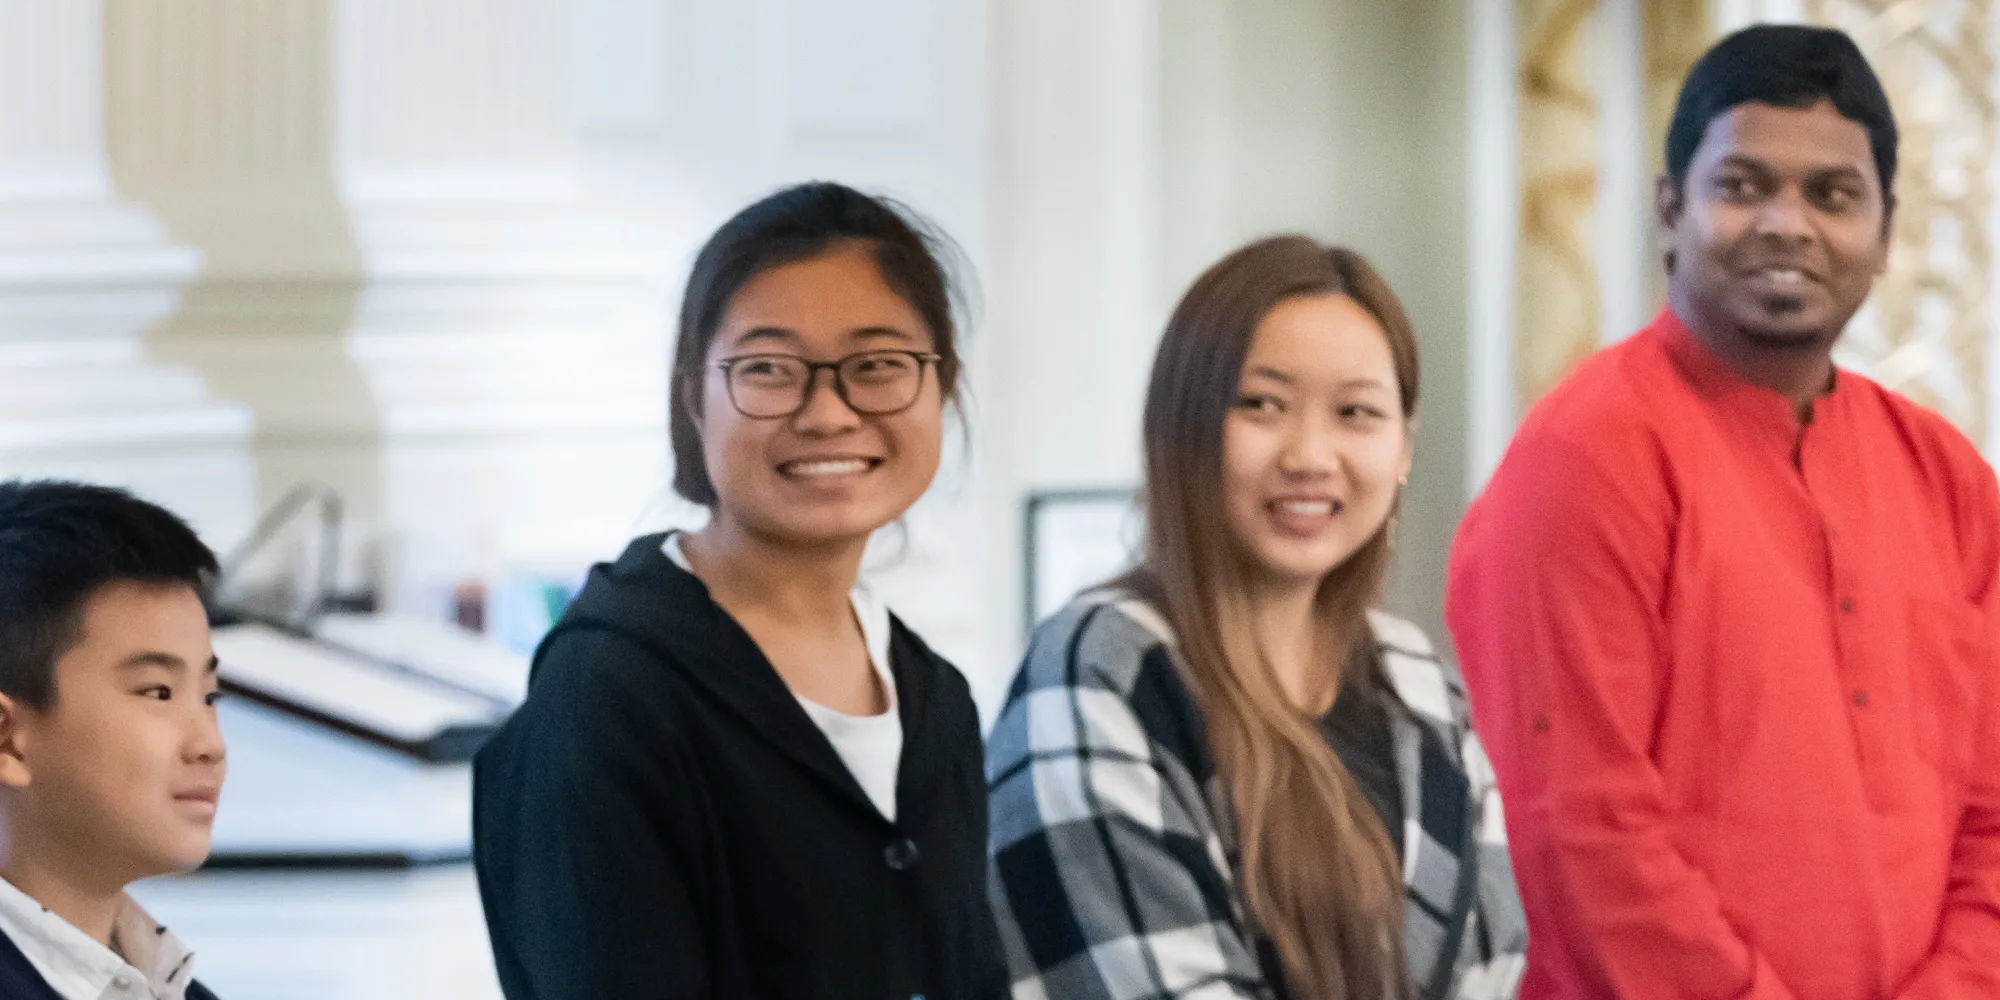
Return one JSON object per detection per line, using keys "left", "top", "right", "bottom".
{"left": 986, "top": 237, "right": 1525, "bottom": 1000}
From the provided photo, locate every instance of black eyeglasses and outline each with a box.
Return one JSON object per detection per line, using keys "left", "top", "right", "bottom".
{"left": 714, "top": 350, "right": 942, "bottom": 419}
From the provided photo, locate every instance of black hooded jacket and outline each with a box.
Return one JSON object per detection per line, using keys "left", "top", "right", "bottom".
{"left": 472, "top": 533, "right": 1007, "bottom": 1000}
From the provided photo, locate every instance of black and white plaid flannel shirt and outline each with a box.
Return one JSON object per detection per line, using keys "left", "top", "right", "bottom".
{"left": 987, "top": 591, "right": 1527, "bottom": 1000}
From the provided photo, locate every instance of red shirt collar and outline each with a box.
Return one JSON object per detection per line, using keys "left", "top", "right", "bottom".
{"left": 1645, "top": 306, "right": 1851, "bottom": 437}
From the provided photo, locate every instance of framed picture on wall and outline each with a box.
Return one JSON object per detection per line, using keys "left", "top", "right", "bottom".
{"left": 1023, "top": 487, "right": 1144, "bottom": 637}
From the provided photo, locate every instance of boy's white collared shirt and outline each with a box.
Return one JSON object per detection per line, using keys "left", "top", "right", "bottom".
{"left": 0, "top": 875, "right": 197, "bottom": 1000}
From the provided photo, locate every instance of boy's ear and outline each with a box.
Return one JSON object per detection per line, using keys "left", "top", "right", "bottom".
{"left": 0, "top": 694, "right": 32, "bottom": 790}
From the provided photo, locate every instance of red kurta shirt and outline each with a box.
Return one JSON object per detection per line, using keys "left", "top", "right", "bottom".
{"left": 1448, "top": 309, "right": 2000, "bottom": 1000}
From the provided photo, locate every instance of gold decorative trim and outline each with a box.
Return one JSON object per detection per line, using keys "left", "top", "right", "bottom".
{"left": 1808, "top": 0, "right": 1993, "bottom": 444}
{"left": 1516, "top": 0, "right": 1605, "bottom": 409}
{"left": 1642, "top": 0, "right": 1716, "bottom": 309}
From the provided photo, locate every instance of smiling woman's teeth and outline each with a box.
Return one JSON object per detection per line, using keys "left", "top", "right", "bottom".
{"left": 1277, "top": 500, "right": 1334, "bottom": 516}
{"left": 789, "top": 459, "right": 869, "bottom": 476}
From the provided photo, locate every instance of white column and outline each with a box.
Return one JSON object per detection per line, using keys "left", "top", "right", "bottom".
{"left": 0, "top": 0, "right": 250, "bottom": 538}
{"left": 1597, "top": 0, "right": 1650, "bottom": 345}
{"left": 987, "top": 0, "right": 1162, "bottom": 492}
{"left": 1468, "top": 0, "right": 1520, "bottom": 490}
{"left": 330, "top": 0, "right": 676, "bottom": 615}
{"left": 0, "top": 0, "right": 111, "bottom": 199}
{"left": 976, "top": 0, "right": 1164, "bottom": 704}
{"left": 336, "top": 0, "right": 578, "bottom": 200}
{"left": 1990, "top": 2, "right": 2000, "bottom": 461}
{"left": 84, "top": 0, "right": 676, "bottom": 607}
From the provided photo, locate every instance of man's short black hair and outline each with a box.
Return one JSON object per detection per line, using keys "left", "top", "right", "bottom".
{"left": 0, "top": 480, "right": 218, "bottom": 709}
{"left": 1666, "top": 24, "right": 1898, "bottom": 194}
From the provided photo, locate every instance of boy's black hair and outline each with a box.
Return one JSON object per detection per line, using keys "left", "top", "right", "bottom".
{"left": 0, "top": 480, "right": 218, "bottom": 709}
{"left": 1666, "top": 24, "right": 1897, "bottom": 193}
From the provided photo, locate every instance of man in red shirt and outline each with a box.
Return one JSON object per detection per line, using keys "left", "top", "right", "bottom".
{"left": 1448, "top": 24, "right": 2000, "bottom": 1000}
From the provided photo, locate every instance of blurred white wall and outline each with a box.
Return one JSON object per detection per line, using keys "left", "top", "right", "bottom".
{"left": 0, "top": 0, "right": 1476, "bottom": 713}
{"left": 1155, "top": 0, "right": 1473, "bottom": 641}
{"left": 3, "top": 5, "right": 1482, "bottom": 997}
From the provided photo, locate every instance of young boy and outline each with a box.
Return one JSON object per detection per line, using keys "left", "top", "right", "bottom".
{"left": 0, "top": 480, "right": 226, "bottom": 1000}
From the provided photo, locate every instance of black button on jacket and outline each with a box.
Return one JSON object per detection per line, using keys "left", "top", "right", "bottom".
{"left": 473, "top": 534, "right": 1007, "bottom": 1000}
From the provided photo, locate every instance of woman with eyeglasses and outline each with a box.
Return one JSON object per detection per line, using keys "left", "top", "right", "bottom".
{"left": 473, "top": 182, "right": 1007, "bottom": 1000}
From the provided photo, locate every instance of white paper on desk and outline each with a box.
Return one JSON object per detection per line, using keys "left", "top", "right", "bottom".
{"left": 314, "top": 613, "right": 529, "bottom": 706}
{"left": 212, "top": 624, "right": 503, "bottom": 744}
{"left": 208, "top": 698, "right": 471, "bottom": 861}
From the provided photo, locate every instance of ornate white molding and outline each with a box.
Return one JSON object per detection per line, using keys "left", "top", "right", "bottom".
{"left": 1814, "top": 0, "right": 1995, "bottom": 446}
{"left": 0, "top": 0, "right": 241, "bottom": 463}
{"left": 335, "top": 0, "right": 580, "bottom": 202}
{"left": 0, "top": 0, "right": 112, "bottom": 200}
{"left": 93, "top": 0, "right": 674, "bottom": 452}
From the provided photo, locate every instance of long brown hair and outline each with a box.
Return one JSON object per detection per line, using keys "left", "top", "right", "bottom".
{"left": 1119, "top": 236, "right": 1420, "bottom": 1000}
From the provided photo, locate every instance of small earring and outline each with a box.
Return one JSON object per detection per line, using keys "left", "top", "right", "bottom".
{"left": 1397, "top": 474, "right": 1409, "bottom": 487}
